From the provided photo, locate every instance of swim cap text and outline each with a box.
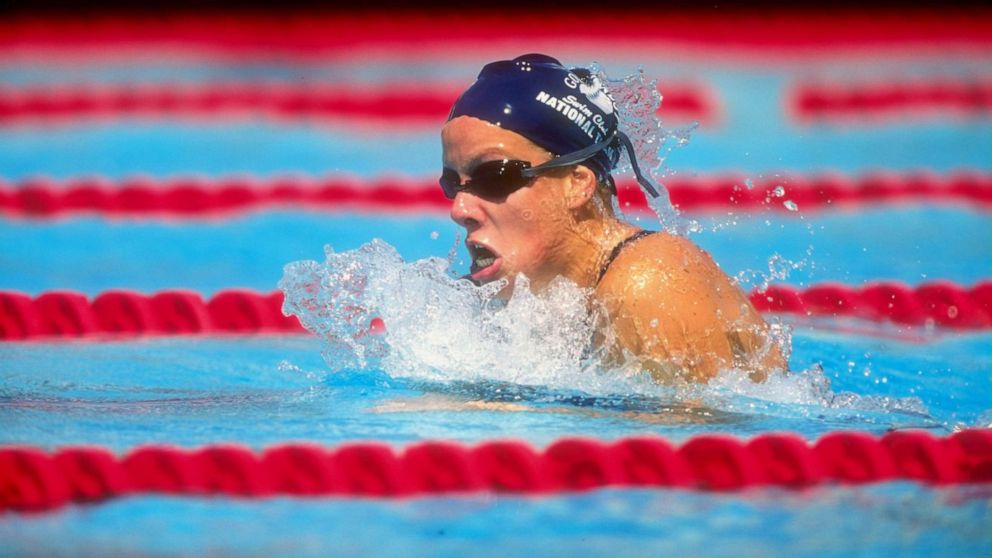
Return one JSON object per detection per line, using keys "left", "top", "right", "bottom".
{"left": 535, "top": 90, "right": 606, "bottom": 140}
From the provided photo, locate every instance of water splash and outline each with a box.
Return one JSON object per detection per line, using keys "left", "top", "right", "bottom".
{"left": 701, "top": 364, "right": 929, "bottom": 419}
{"left": 735, "top": 250, "right": 812, "bottom": 293}
{"left": 279, "top": 240, "right": 933, "bottom": 425}
{"left": 280, "top": 240, "right": 654, "bottom": 395}
{"left": 279, "top": 241, "right": 391, "bottom": 369}
{"left": 592, "top": 64, "right": 699, "bottom": 235}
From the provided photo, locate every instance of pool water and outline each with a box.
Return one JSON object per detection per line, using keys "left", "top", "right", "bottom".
{"left": 2, "top": 207, "right": 988, "bottom": 295}
{"left": 2, "top": 9, "right": 992, "bottom": 557}
{"left": 3, "top": 484, "right": 991, "bottom": 558}
{"left": 2, "top": 327, "right": 990, "bottom": 449}
{"left": 1, "top": 271, "right": 990, "bottom": 555}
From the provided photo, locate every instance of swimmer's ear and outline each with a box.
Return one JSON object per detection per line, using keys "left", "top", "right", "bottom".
{"left": 565, "top": 164, "right": 598, "bottom": 210}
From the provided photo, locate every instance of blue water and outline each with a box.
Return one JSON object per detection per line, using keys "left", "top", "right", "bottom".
{"left": 0, "top": 67, "right": 990, "bottom": 181}
{"left": 1, "top": 324, "right": 990, "bottom": 555}
{"left": 1, "top": 207, "right": 989, "bottom": 296}
{"left": 1, "top": 328, "right": 990, "bottom": 451}
{"left": 2, "top": 485, "right": 990, "bottom": 558}
{"left": 2, "top": 120, "right": 990, "bottom": 180}
{"left": 2, "top": 30, "right": 992, "bottom": 558}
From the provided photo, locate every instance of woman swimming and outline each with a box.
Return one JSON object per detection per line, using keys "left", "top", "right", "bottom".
{"left": 441, "top": 54, "right": 785, "bottom": 383}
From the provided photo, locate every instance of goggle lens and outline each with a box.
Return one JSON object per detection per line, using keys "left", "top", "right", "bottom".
{"left": 439, "top": 160, "right": 534, "bottom": 200}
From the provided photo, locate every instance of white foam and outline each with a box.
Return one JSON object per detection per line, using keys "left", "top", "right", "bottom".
{"left": 279, "top": 240, "right": 931, "bottom": 422}
{"left": 700, "top": 364, "right": 929, "bottom": 418}
{"left": 594, "top": 64, "right": 699, "bottom": 235}
{"left": 280, "top": 240, "right": 657, "bottom": 396}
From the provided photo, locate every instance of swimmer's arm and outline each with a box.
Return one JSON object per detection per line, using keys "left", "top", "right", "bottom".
{"left": 369, "top": 394, "right": 734, "bottom": 425}
{"left": 597, "top": 234, "right": 784, "bottom": 383}
{"left": 370, "top": 394, "right": 531, "bottom": 413}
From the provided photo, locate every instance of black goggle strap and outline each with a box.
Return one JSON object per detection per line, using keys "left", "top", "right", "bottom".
{"left": 520, "top": 132, "right": 619, "bottom": 197}
{"left": 522, "top": 132, "right": 619, "bottom": 176}
{"left": 520, "top": 130, "right": 661, "bottom": 199}
{"left": 617, "top": 131, "right": 661, "bottom": 199}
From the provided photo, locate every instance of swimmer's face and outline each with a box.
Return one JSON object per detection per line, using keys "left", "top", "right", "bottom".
{"left": 441, "top": 116, "right": 575, "bottom": 296}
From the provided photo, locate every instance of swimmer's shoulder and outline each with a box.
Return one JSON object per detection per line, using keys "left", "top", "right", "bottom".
{"left": 593, "top": 232, "right": 731, "bottom": 383}
{"left": 595, "top": 231, "right": 717, "bottom": 298}
{"left": 593, "top": 231, "right": 786, "bottom": 382}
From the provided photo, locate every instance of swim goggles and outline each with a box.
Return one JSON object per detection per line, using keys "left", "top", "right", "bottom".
{"left": 439, "top": 131, "right": 660, "bottom": 200}
{"left": 440, "top": 159, "right": 558, "bottom": 200}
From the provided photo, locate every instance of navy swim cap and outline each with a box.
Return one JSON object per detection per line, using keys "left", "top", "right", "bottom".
{"left": 448, "top": 53, "right": 660, "bottom": 198}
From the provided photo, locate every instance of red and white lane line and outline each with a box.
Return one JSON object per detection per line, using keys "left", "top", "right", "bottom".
{"left": 0, "top": 83, "right": 715, "bottom": 127}
{"left": 791, "top": 78, "right": 992, "bottom": 123}
{"left": 1, "top": 172, "right": 989, "bottom": 218}
{"left": 1, "top": 280, "right": 989, "bottom": 340}
{"left": 1, "top": 430, "right": 990, "bottom": 512}
{"left": 2, "top": 9, "right": 990, "bottom": 63}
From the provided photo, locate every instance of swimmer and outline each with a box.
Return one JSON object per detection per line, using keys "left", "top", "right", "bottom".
{"left": 441, "top": 54, "right": 786, "bottom": 383}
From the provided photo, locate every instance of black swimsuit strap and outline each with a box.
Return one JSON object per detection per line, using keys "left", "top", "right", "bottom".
{"left": 597, "top": 230, "right": 655, "bottom": 284}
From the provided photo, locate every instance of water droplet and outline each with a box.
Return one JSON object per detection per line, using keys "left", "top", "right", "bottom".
{"left": 744, "top": 178, "right": 754, "bottom": 190}
{"left": 773, "top": 186, "right": 785, "bottom": 197}
{"left": 430, "top": 231, "right": 439, "bottom": 240}
{"left": 783, "top": 200, "right": 798, "bottom": 211}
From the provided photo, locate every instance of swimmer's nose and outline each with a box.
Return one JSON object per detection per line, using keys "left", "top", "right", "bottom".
{"left": 448, "top": 191, "right": 483, "bottom": 230}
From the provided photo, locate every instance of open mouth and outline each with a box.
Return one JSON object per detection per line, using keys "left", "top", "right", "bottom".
{"left": 468, "top": 241, "right": 502, "bottom": 281}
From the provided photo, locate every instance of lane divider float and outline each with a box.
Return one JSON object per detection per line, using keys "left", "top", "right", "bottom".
{"left": 1, "top": 281, "right": 989, "bottom": 340}
{"left": 1, "top": 430, "right": 990, "bottom": 512}
{"left": 0, "top": 84, "right": 457, "bottom": 126}
{"left": 792, "top": 79, "right": 992, "bottom": 122}
{"left": 2, "top": 172, "right": 989, "bottom": 218}
{"left": 0, "top": 289, "right": 304, "bottom": 339}
{"left": 749, "top": 281, "right": 992, "bottom": 330}
{"left": 3, "top": 10, "right": 990, "bottom": 59}
{"left": 0, "top": 83, "right": 712, "bottom": 127}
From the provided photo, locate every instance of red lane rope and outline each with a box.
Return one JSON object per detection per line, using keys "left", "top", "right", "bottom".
{"left": 0, "top": 289, "right": 304, "bottom": 339}
{"left": 1, "top": 281, "right": 989, "bottom": 340}
{"left": 793, "top": 79, "right": 992, "bottom": 121}
{"left": 2, "top": 10, "right": 990, "bottom": 57}
{"left": 1, "top": 430, "right": 989, "bottom": 511}
{"left": 749, "top": 281, "right": 992, "bottom": 330}
{"left": 1, "top": 172, "right": 989, "bottom": 218}
{"left": 0, "top": 83, "right": 713, "bottom": 127}
{"left": 0, "top": 84, "right": 456, "bottom": 126}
